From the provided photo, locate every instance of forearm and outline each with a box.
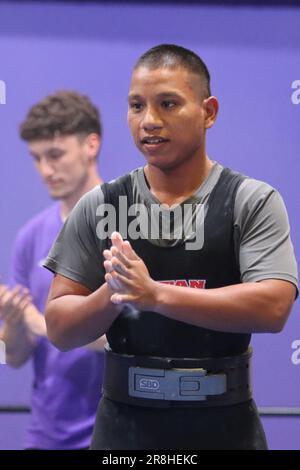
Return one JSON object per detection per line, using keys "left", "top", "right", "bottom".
{"left": 153, "top": 280, "right": 294, "bottom": 334}
{"left": 0, "top": 322, "right": 36, "bottom": 367}
{"left": 45, "top": 283, "right": 120, "bottom": 351}
{"left": 85, "top": 335, "right": 107, "bottom": 351}
{"left": 24, "top": 305, "right": 47, "bottom": 337}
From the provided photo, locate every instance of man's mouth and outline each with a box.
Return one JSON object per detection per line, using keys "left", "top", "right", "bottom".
{"left": 46, "top": 180, "right": 61, "bottom": 187}
{"left": 141, "top": 136, "right": 169, "bottom": 148}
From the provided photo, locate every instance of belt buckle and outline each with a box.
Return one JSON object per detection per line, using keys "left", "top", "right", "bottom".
{"left": 128, "top": 366, "right": 227, "bottom": 401}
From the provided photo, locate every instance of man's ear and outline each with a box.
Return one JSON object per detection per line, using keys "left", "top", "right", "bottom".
{"left": 203, "top": 96, "right": 219, "bottom": 129}
{"left": 84, "top": 133, "right": 101, "bottom": 162}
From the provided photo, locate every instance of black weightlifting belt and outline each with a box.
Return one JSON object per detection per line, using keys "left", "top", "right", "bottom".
{"left": 103, "top": 347, "right": 252, "bottom": 408}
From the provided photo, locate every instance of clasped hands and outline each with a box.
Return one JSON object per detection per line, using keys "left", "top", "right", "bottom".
{"left": 0, "top": 284, "right": 46, "bottom": 336}
{"left": 103, "top": 232, "right": 157, "bottom": 311}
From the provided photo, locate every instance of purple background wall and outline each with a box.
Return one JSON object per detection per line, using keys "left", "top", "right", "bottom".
{"left": 0, "top": 1, "right": 299, "bottom": 450}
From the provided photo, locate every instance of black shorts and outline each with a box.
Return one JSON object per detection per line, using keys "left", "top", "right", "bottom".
{"left": 91, "top": 397, "right": 267, "bottom": 450}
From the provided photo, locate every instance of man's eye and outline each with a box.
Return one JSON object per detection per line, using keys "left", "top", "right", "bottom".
{"left": 129, "top": 102, "right": 143, "bottom": 111}
{"left": 49, "top": 153, "right": 64, "bottom": 160}
{"left": 161, "top": 101, "right": 176, "bottom": 109}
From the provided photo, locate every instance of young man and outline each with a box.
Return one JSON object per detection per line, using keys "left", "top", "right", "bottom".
{"left": 44, "top": 46, "right": 298, "bottom": 450}
{"left": 0, "top": 91, "right": 106, "bottom": 449}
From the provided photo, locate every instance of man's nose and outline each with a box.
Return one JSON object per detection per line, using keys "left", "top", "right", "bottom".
{"left": 37, "top": 158, "right": 55, "bottom": 178}
{"left": 142, "top": 106, "right": 163, "bottom": 131}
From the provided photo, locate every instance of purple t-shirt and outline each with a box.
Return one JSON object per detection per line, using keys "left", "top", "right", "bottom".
{"left": 11, "top": 203, "right": 104, "bottom": 450}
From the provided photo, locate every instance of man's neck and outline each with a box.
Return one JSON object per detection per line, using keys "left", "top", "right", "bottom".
{"left": 60, "top": 172, "right": 103, "bottom": 222}
{"left": 144, "top": 154, "right": 213, "bottom": 207}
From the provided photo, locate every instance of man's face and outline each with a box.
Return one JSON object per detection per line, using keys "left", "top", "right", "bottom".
{"left": 28, "top": 134, "right": 92, "bottom": 200}
{"left": 127, "top": 66, "right": 215, "bottom": 171}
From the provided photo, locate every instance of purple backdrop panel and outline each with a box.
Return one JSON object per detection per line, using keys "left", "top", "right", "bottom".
{"left": 0, "top": 362, "right": 32, "bottom": 405}
{"left": 262, "top": 416, "right": 300, "bottom": 450}
{"left": 252, "top": 312, "right": 300, "bottom": 407}
{"left": 0, "top": 413, "right": 31, "bottom": 450}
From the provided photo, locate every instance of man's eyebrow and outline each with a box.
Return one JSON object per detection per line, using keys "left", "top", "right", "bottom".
{"left": 156, "top": 92, "right": 183, "bottom": 100}
{"left": 30, "top": 147, "right": 64, "bottom": 158}
{"left": 128, "top": 94, "right": 141, "bottom": 101}
{"left": 128, "top": 91, "right": 182, "bottom": 101}
{"left": 44, "top": 147, "right": 65, "bottom": 156}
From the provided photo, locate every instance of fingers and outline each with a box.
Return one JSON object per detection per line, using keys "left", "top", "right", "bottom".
{"left": 110, "top": 246, "right": 129, "bottom": 267}
{"left": 105, "top": 272, "right": 124, "bottom": 292}
{"left": 110, "top": 292, "right": 132, "bottom": 305}
{"left": 111, "top": 241, "right": 139, "bottom": 263}
{"left": 111, "top": 259, "right": 129, "bottom": 277}
{"left": 110, "top": 233, "right": 139, "bottom": 260}
{"left": 103, "top": 235, "right": 139, "bottom": 265}
{"left": 111, "top": 293, "right": 122, "bottom": 304}
{"left": 103, "top": 243, "right": 133, "bottom": 278}
{"left": 0, "top": 285, "right": 31, "bottom": 323}
{"left": 6, "top": 308, "right": 23, "bottom": 325}
{"left": 1, "top": 286, "right": 18, "bottom": 311}
{"left": 0, "top": 284, "right": 9, "bottom": 308}
{"left": 9, "top": 286, "right": 31, "bottom": 310}
{"left": 111, "top": 232, "right": 124, "bottom": 252}
{"left": 106, "top": 270, "right": 132, "bottom": 287}
{"left": 103, "top": 249, "right": 112, "bottom": 261}
{"left": 123, "top": 240, "right": 139, "bottom": 261}
{"left": 0, "top": 284, "right": 8, "bottom": 296}
{"left": 105, "top": 250, "right": 134, "bottom": 282}
{"left": 104, "top": 258, "right": 129, "bottom": 283}
{"left": 18, "top": 294, "right": 32, "bottom": 311}
{"left": 103, "top": 259, "right": 114, "bottom": 273}
{"left": 104, "top": 257, "right": 126, "bottom": 292}
{"left": 104, "top": 248, "right": 129, "bottom": 275}
{"left": 103, "top": 235, "right": 141, "bottom": 295}
{"left": 111, "top": 244, "right": 139, "bottom": 271}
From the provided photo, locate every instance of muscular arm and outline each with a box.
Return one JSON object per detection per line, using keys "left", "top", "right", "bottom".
{"left": 153, "top": 279, "right": 296, "bottom": 333}
{"left": 24, "top": 299, "right": 107, "bottom": 351}
{"left": 106, "top": 236, "right": 297, "bottom": 334}
{"left": 45, "top": 274, "right": 120, "bottom": 351}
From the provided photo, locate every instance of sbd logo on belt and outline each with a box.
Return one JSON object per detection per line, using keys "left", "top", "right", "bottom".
{"left": 139, "top": 378, "right": 160, "bottom": 391}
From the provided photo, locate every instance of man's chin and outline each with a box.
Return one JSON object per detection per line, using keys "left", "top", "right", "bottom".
{"left": 48, "top": 189, "right": 66, "bottom": 200}
{"left": 146, "top": 158, "right": 180, "bottom": 172}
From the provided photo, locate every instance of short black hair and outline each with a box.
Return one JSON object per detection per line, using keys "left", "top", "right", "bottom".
{"left": 134, "top": 44, "right": 211, "bottom": 98}
{"left": 20, "top": 90, "right": 102, "bottom": 141}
